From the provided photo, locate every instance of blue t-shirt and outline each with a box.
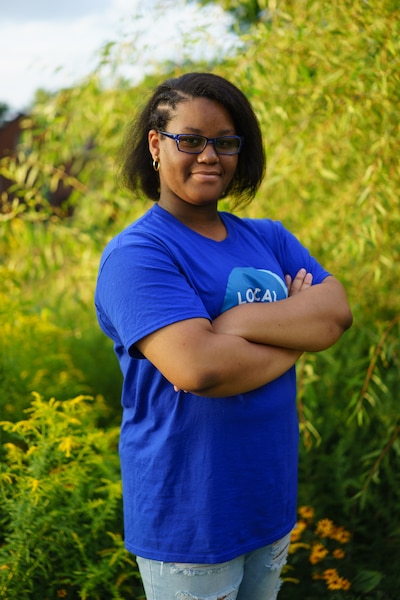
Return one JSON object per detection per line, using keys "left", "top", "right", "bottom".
{"left": 95, "top": 203, "right": 330, "bottom": 563}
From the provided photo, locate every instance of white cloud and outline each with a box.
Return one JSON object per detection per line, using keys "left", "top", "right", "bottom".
{"left": 0, "top": 0, "right": 240, "bottom": 113}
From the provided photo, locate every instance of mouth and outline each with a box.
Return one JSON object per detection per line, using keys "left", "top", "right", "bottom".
{"left": 191, "top": 170, "right": 221, "bottom": 180}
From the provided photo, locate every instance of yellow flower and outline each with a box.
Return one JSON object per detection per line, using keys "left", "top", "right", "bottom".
{"left": 315, "top": 518, "right": 334, "bottom": 538}
{"left": 323, "top": 568, "right": 339, "bottom": 580}
{"left": 330, "top": 526, "right": 351, "bottom": 543}
{"left": 309, "top": 543, "right": 329, "bottom": 565}
{"left": 290, "top": 520, "right": 307, "bottom": 542}
{"left": 58, "top": 436, "right": 76, "bottom": 458}
{"left": 340, "top": 578, "right": 351, "bottom": 591}
{"left": 30, "top": 478, "right": 40, "bottom": 493}
{"left": 298, "top": 505, "right": 315, "bottom": 521}
{"left": 322, "top": 568, "right": 351, "bottom": 591}
{"left": 333, "top": 548, "right": 345, "bottom": 559}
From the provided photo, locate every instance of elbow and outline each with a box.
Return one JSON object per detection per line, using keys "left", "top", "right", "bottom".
{"left": 318, "top": 277, "right": 353, "bottom": 344}
{"left": 337, "top": 303, "right": 353, "bottom": 336}
{"left": 173, "top": 364, "right": 221, "bottom": 396}
{"left": 335, "top": 281, "right": 354, "bottom": 333}
{"left": 326, "top": 295, "right": 354, "bottom": 346}
{"left": 331, "top": 310, "right": 353, "bottom": 344}
{"left": 343, "top": 307, "right": 353, "bottom": 332}
{"left": 314, "top": 308, "right": 353, "bottom": 352}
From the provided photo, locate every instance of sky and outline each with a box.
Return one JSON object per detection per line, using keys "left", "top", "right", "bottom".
{"left": 0, "top": 0, "right": 239, "bottom": 114}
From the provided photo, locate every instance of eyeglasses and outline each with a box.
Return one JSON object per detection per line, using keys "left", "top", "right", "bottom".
{"left": 158, "top": 131, "right": 244, "bottom": 155}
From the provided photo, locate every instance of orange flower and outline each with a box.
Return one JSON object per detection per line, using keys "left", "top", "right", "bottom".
{"left": 322, "top": 568, "right": 351, "bottom": 591}
{"left": 291, "top": 520, "right": 307, "bottom": 542}
{"left": 333, "top": 548, "right": 345, "bottom": 559}
{"left": 309, "top": 542, "right": 329, "bottom": 565}
{"left": 330, "top": 526, "right": 351, "bottom": 543}
{"left": 298, "top": 506, "right": 315, "bottom": 521}
{"left": 323, "top": 568, "right": 338, "bottom": 581}
{"left": 315, "top": 518, "right": 334, "bottom": 538}
{"left": 341, "top": 578, "right": 351, "bottom": 591}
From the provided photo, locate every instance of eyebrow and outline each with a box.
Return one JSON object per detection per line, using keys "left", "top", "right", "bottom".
{"left": 181, "top": 127, "right": 236, "bottom": 136}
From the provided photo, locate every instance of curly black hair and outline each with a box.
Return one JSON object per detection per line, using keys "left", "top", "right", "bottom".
{"left": 120, "top": 72, "right": 265, "bottom": 206}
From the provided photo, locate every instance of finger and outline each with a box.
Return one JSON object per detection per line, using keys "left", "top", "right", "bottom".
{"left": 288, "top": 269, "right": 313, "bottom": 296}
{"left": 304, "top": 272, "right": 313, "bottom": 287}
{"left": 174, "top": 385, "right": 187, "bottom": 393}
{"left": 290, "top": 268, "right": 307, "bottom": 293}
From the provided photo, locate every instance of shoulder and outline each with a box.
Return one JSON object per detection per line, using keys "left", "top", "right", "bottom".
{"left": 222, "top": 212, "right": 291, "bottom": 242}
{"left": 99, "top": 206, "right": 170, "bottom": 265}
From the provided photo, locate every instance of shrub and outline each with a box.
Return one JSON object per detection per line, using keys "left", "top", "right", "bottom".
{"left": 0, "top": 394, "right": 144, "bottom": 600}
{"left": 283, "top": 506, "right": 387, "bottom": 599}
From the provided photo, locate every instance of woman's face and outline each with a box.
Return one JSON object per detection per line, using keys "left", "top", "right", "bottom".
{"left": 148, "top": 97, "right": 239, "bottom": 214}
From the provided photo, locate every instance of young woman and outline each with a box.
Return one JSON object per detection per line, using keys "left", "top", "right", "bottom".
{"left": 95, "top": 72, "right": 352, "bottom": 600}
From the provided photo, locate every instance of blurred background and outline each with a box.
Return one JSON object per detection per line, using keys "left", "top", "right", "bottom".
{"left": 0, "top": 1, "right": 399, "bottom": 598}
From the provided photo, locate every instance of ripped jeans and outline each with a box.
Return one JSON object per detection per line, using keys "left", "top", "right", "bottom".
{"left": 136, "top": 532, "right": 291, "bottom": 600}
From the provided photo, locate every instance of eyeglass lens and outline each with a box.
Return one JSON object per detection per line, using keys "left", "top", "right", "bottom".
{"left": 178, "top": 135, "right": 241, "bottom": 154}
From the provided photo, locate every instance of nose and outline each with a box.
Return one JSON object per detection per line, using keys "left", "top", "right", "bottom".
{"left": 197, "top": 139, "right": 219, "bottom": 162}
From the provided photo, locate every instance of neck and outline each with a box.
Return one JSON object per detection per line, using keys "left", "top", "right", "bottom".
{"left": 158, "top": 201, "right": 227, "bottom": 241}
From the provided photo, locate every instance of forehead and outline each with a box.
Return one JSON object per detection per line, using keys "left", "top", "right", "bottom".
{"left": 168, "top": 97, "right": 235, "bottom": 132}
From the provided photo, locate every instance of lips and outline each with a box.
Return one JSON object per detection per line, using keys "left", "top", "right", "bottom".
{"left": 191, "top": 170, "right": 221, "bottom": 178}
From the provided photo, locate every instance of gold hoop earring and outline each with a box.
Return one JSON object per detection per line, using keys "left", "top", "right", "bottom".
{"left": 152, "top": 157, "right": 160, "bottom": 172}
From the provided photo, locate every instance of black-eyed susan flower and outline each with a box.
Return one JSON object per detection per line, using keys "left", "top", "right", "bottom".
{"left": 309, "top": 542, "right": 329, "bottom": 565}
{"left": 315, "top": 518, "right": 334, "bottom": 538}
{"left": 298, "top": 505, "right": 315, "bottom": 521}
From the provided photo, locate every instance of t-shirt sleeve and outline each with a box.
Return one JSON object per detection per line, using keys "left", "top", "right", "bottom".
{"left": 268, "top": 221, "right": 331, "bottom": 284}
{"left": 95, "top": 235, "right": 211, "bottom": 358}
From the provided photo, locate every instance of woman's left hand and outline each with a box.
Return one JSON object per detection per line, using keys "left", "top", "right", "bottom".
{"left": 285, "top": 268, "right": 313, "bottom": 296}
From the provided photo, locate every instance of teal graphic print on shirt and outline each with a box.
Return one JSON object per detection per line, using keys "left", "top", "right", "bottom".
{"left": 221, "top": 267, "right": 288, "bottom": 313}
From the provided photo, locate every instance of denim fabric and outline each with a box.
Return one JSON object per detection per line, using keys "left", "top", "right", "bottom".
{"left": 136, "top": 532, "right": 291, "bottom": 600}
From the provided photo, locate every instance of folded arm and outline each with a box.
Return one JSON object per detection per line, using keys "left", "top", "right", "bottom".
{"left": 135, "top": 270, "right": 352, "bottom": 397}
{"left": 136, "top": 318, "right": 301, "bottom": 397}
{"left": 212, "top": 274, "right": 352, "bottom": 352}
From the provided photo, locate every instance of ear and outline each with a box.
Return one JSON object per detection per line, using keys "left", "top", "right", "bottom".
{"left": 148, "top": 129, "right": 160, "bottom": 159}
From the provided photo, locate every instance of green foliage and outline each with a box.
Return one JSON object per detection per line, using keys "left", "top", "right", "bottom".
{"left": 0, "top": 394, "right": 144, "bottom": 599}
{"left": 218, "top": 2, "right": 400, "bottom": 594}
{"left": 199, "top": 0, "right": 267, "bottom": 29}
{"left": 0, "top": 0, "right": 399, "bottom": 597}
{"left": 0, "top": 218, "right": 122, "bottom": 426}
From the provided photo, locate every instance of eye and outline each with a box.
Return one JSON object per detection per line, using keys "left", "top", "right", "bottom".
{"left": 178, "top": 135, "right": 205, "bottom": 149}
{"left": 215, "top": 137, "right": 240, "bottom": 152}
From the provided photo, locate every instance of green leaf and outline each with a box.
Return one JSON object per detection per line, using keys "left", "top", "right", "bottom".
{"left": 352, "top": 569, "right": 383, "bottom": 593}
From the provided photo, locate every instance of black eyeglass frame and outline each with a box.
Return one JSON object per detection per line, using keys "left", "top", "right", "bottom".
{"left": 158, "top": 131, "right": 244, "bottom": 155}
